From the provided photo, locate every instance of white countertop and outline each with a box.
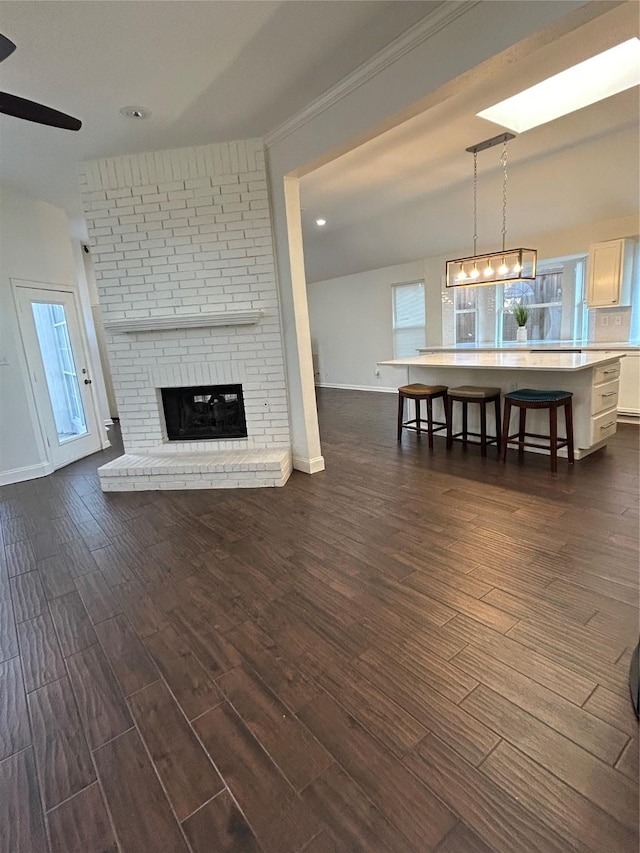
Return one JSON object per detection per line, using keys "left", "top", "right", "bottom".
{"left": 379, "top": 352, "right": 624, "bottom": 372}
{"left": 418, "top": 342, "right": 638, "bottom": 353}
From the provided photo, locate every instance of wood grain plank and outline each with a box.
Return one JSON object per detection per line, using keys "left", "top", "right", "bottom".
{"left": 0, "top": 656, "right": 30, "bottom": 760}
{"left": 66, "top": 644, "right": 133, "bottom": 749}
{"left": 405, "top": 735, "right": 572, "bottom": 853}
{"left": 169, "top": 606, "right": 242, "bottom": 677}
{"left": 111, "top": 579, "right": 169, "bottom": 638}
{"left": 227, "top": 619, "right": 320, "bottom": 713}
{"left": 194, "top": 703, "right": 323, "bottom": 853}
{"left": 461, "top": 685, "right": 638, "bottom": 829}
{"left": 301, "top": 763, "right": 416, "bottom": 853}
{"left": 0, "top": 586, "right": 19, "bottom": 661}
{"left": 10, "top": 571, "right": 47, "bottom": 622}
{"left": 452, "top": 644, "right": 628, "bottom": 763}
{"left": 94, "top": 614, "right": 158, "bottom": 696}
{"left": 182, "top": 789, "right": 261, "bottom": 853}
{"left": 441, "top": 613, "right": 596, "bottom": 705}
{"left": 47, "top": 782, "right": 118, "bottom": 853}
{"left": 5, "top": 540, "right": 36, "bottom": 576}
{"left": 49, "top": 590, "right": 97, "bottom": 657}
{"left": 481, "top": 739, "right": 638, "bottom": 853}
{"left": 315, "top": 660, "right": 427, "bottom": 758}
{"left": 298, "top": 691, "right": 456, "bottom": 850}
{"left": 0, "top": 748, "right": 48, "bottom": 853}
{"left": 404, "top": 572, "right": 518, "bottom": 632}
{"left": 144, "top": 625, "right": 221, "bottom": 720}
{"left": 74, "top": 572, "right": 120, "bottom": 624}
{"left": 27, "top": 676, "right": 95, "bottom": 809}
{"left": 354, "top": 649, "right": 499, "bottom": 766}
{"left": 616, "top": 738, "right": 639, "bottom": 782}
{"left": 218, "top": 666, "right": 333, "bottom": 791}
{"left": 17, "top": 613, "right": 66, "bottom": 693}
{"left": 434, "top": 823, "right": 495, "bottom": 853}
{"left": 94, "top": 728, "right": 190, "bottom": 852}
{"left": 583, "top": 685, "right": 639, "bottom": 738}
{"left": 128, "top": 680, "right": 223, "bottom": 821}
{"left": 38, "top": 554, "right": 76, "bottom": 599}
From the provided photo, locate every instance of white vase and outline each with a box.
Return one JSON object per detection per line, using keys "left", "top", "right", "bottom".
{"left": 516, "top": 326, "right": 528, "bottom": 343}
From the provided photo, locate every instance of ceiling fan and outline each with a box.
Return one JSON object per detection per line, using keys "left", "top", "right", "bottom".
{"left": 0, "top": 33, "right": 81, "bottom": 131}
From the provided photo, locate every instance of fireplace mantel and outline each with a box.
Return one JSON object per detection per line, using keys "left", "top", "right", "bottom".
{"left": 103, "top": 310, "right": 263, "bottom": 334}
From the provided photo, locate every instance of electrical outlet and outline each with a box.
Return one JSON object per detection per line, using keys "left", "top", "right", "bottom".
{"left": 614, "top": 315, "right": 622, "bottom": 326}
{"left": 601, "top": 315, "right": 609, "bottom": 327}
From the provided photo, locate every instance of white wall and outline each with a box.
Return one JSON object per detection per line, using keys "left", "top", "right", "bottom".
{"left": 308, "top": 260, "right": 424, "bottom": 391}
{"left": 0, "top": 190, "right": 108, "bottom": 484}
{"left": 308, "top": 215, "right": 639, "bottom": 389}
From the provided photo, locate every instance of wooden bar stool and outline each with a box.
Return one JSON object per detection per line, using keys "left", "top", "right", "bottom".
{"left": 397, "top": 383, "right": 448, "bottom": 449}
{"left": 446, "top": 386, "right": 502, "bottom": 458}
{"left": 501, "top": 389, "right": 575, "bottom": 474}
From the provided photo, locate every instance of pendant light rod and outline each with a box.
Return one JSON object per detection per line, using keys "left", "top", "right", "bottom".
{"left": 465, "top": 131, "right": 515, "bottom": 155}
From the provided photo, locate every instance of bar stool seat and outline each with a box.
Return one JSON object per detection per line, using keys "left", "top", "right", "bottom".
{"left": 501, "top": 388, "right": 574, "bottom": 474}
{"left": 446, "top": 386, "right": 502, "bottom": 458}
{"left": 397, "top": 383, "right": 448, "bottom": 449}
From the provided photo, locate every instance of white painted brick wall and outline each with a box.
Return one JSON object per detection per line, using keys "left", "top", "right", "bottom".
{"left": 79, "top": 140, "right": 290, "bottom": 458}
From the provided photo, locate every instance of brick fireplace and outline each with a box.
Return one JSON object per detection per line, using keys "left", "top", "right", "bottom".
{"left": 79, "top": 140, "right": 292, "bottom": 490}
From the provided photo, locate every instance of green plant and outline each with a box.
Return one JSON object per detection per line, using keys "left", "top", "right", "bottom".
{"left": 512, "top": 303, "right": 529, "bottom": 327}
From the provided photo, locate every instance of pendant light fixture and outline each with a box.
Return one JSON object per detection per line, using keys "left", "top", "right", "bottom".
{"left": 446, "top": 132, "right": 537, "bottom": 288}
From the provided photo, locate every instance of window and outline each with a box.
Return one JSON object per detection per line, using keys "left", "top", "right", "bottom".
{"left": 454, "top": 287, "right": 478, "bottom": 344}
{"left": 392, "top": 281, "right": 425, "bottom": 358}
{"left": 499, "top": 259, "right": 586, "bottom": 343}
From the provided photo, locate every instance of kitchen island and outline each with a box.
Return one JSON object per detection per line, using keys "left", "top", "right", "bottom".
{"left": 379, "top": 351, "right": 624, "bottom": 459}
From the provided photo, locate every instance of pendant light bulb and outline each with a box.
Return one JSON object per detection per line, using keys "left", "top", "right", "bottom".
{"left": 498, "top": 258, "right": 508, "bottom": 275}
{"left": 457, "top": 265, "right": 467, "bottom": 282}
{"left": 483, "top": 262, "right": 493, "bottom": 277}
{"left": 513, "top": 261, "right": 522, "bottom": 273}
{"left": 470, "top": 265, "right": 480, "bottom": 279}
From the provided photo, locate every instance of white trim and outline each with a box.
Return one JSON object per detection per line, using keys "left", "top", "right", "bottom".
{"left": 0, "top": 462, "right": 54, "bottom": 487}
{"left": 292, "top": 454, "right": 326, "bottom": 474}
{"left": 265, "top": 2, "right": 478, "bottom": 148}
{"left": 103, "top": 310, "right": 263, "bottom": 334}
{"left": 316, "top": 382, "right": 398, "bottom": 394}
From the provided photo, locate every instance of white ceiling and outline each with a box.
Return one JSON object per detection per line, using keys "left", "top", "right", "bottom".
{"left": 0, "top": 0, "right": 437, "bottom": 229}
{"left": 1, "top": 1, "right": 638, "bottom": 284}
{"left": 300, "top": 1, "right": 640, "bottom": 282}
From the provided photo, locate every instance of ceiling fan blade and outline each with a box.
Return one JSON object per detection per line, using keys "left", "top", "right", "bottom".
{"left": 0, "top": 34, "right": 16, "bottom": 62}
{"left": 0, "top": 91, "right": 81, "bottom": 130}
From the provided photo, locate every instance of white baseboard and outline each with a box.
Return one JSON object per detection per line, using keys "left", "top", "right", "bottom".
{"left": 315, "top": 382, "right": 397, "bottom": 394}
{"left": 0, "top": 461, "right": 54, "bottom": 487}
{"left": 292, "top": 454, "right": 326, "bottom": 474}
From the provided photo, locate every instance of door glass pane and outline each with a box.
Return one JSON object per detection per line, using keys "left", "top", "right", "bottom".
{"left": 31, "top": 302, "right": 88, "bottom": 442}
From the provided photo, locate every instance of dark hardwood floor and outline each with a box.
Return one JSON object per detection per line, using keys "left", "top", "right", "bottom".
{"left": 1, "top": 387, "right": 638, "bottom": 852}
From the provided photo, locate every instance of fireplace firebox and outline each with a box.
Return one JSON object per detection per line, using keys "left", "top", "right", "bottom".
{"left": 161, "top": 384, "right": 247, "bottom": 441}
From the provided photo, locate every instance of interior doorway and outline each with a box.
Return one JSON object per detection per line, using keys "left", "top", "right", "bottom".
{"left": 14, "top": 282, "right": 102, "bottom": 470}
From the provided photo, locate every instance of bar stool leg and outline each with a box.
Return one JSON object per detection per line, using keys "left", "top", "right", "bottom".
{"left": 518, "top": 408, "right": 526, "bottom": 459}
{"left": 462, "top": 402, "right": 468, "bottom": 449}
{"left": 550, "top": 403, "right": 558, "bottom": 474}
{"left": 565, "top": 399, "right": 575, "bottom": 464}
{"left": 397, "top": 393, "right": 404, "bottom": 442}
{"left": 426, "top": 396, "right": 434, "bottom": 450}
{"left": 501, "top": 399, "right": 511, "bottom": 462}
{"left": 494, "top": 396, "right": 502, "bottom": 456}
{"left": 415, "top": 398, "right": 421, "bottom": 440}
{"left": 480, "top": 402, "right": 487, "bottom": 458}
{"left": 446, "top": 396, "right": 453, "bottom": 450}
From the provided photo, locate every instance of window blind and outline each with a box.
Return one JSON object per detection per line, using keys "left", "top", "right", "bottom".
{"left": 392, "top": 281, "right": 425, "bottom": 358}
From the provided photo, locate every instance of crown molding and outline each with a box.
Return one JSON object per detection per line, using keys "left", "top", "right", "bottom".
{"left": 265, "top": 1, "right": 479, "bottom": 149}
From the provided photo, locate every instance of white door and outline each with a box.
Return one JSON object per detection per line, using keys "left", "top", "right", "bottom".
{"left": 15, "top": 285, "right": 101, "bottom": 469}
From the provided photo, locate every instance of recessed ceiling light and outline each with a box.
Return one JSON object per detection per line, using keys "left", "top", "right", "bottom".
{"left": 119, "top": 106, "right": 150, "bottom": 119}
{"left": 477, "top": 37, "right": 640, "bottom": 133}
{"left": 316, "top": 218, "right": 327, "bottom": 226}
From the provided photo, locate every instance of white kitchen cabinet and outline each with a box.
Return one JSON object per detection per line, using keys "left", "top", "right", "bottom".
{"left": 618, "top": 351, "right": 640, "bottom": 417}
{"left": 587, "top": 238, "right": 635, "bottom": 308}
